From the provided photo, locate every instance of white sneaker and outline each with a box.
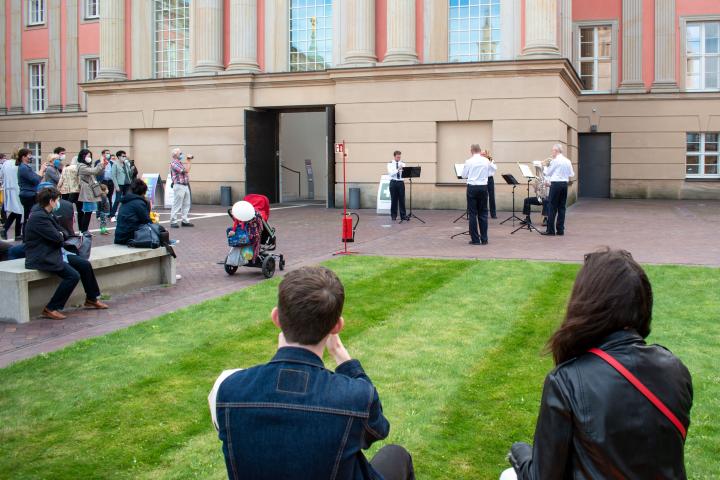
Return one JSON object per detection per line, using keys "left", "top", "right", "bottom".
{"left": 176, "top": 274, "right": 182, "bottom": 281}
{"left": 110, "top": 217, "right": 117, "bottom": 223}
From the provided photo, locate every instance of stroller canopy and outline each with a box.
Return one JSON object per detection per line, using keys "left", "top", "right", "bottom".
{"left": 244, "top": 194, "right": 270, "bottom": 221}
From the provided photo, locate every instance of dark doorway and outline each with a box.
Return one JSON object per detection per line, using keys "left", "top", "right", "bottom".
{"left": 326, "top": 105, "right": 335, "bottom": 208}
{"left": 245, "top": 109, "right": 279, "bottom": 203}
{"left": 578, "top": 133, "right": 611, "bottom": 198}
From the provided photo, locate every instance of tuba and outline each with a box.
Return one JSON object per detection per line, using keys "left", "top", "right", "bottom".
{"left": 532, "top": 160, "right": 548, "bottom": 201}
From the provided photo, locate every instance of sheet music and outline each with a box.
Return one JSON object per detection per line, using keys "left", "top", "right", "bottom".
{"left": 518, "top": 163, "right": 534, "bottom": 178}
{"left": 454, "top": 164, "right": 464, "bottom": 179}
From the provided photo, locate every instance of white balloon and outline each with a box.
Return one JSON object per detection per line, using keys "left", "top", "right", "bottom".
{"left": 232, "top": 201, "right": 256, "bottom": 221}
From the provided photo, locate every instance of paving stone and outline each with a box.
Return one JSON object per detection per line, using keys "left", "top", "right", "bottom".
{"left": 0, "top": 199, "right": 718, "bottom": 368}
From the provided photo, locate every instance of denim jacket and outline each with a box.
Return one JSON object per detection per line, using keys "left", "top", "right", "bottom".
{"left": 214, "top": 347, "right": 390, "bottom": 480}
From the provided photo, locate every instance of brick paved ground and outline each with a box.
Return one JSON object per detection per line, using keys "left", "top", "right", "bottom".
{"left": 1, "top": 198, "right": 718, "bottom": 367}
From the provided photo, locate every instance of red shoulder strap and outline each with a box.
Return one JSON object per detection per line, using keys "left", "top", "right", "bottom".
{"left": 588, "top": 348, "right": 687, "bottom": 440}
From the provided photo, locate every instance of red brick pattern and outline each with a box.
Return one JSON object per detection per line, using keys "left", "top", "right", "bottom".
{"left": 1, "top": 199, "right": 718, "bottom": 367}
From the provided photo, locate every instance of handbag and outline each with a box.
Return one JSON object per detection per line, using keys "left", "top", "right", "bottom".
{"left": 63, "top": 232, "right": 92, "bottom": 260}
{"left": 90, "top": 181, "right": 102, "bottom": 197}
{"left": 128, "top": 223, "right": 162, "bottom": 249}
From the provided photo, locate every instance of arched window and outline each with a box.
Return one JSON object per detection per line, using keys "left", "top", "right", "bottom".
{"left": 154, "top": 0, "right": 191, "bottom": 78}
{"left": 289, "top": 0, "right": 333, "bottom": 71}
{"left": 449, "top": 0, "right": 501, "bottom": 63}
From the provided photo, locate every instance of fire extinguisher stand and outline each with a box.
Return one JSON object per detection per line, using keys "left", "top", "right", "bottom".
{"left": 334, "top": 140, "right": 358, "bottom": 256}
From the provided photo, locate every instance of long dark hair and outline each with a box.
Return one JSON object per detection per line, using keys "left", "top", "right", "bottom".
{"left": 77, "top": 149, "right": 92, "bottom": 165}
{"left": 16, "top": 148, "right": 31, "bottom": 166}
{"left": 548, "top": 248, "right": 653, "bottom": 365}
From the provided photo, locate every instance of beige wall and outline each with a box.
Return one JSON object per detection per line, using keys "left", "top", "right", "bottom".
{"left": 279, "top": 112, "right": 328, "bottom": 201}
{"left": 0, "top": 113, "right": 88, "bottom": 160}
{"left": 3, "top": 61, "right": 581, "bottom": 208}
{"left": 578, "top": 93, "right": 720, "bottom": 199}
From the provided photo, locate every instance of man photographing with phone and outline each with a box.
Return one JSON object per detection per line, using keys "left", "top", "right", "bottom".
{"left": 209, "top": 266, "right": 415, "bottom": 480}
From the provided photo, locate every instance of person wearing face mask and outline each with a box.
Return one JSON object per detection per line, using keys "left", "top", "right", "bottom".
{"left": 169, "top": 148, "right": 194, "bottom": 228}
{"left": 43, "top": 153, "right": 62, "bottom": 186}
{"left": 24, "top": 186, "right": 108, "bottom": 320}
{"left": 77, "top": 149, "right": 107, "bottom": 233}
{"left": 109, "top": 150, "right": 132, "bottom": 221}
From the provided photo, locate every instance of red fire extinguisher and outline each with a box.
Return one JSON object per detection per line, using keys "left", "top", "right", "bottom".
{"left": 342, "top": 213, "right": 360, "bottom": 243}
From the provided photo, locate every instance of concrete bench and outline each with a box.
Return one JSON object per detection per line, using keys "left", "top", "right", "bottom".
{"left": 0, "top": 244, "right": 176, "bottom": 323}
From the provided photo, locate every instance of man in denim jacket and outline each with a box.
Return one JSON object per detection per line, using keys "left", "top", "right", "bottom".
{"left": 209, "top": 266, "right": 415, "bottom": 480}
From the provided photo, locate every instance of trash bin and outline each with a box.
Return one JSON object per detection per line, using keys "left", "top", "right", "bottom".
{"left": 349, "top": 187, "right": 361, "bottom": 210}
{"left": 220, "top": 186, "right": 232, "bottom": 206}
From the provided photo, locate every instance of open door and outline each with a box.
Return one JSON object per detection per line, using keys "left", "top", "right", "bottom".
{"left": 245, "top": 109, "right": 279, "bottom": 203}
{"left": 326, "top": 105, "right": 335, "bottom": 208}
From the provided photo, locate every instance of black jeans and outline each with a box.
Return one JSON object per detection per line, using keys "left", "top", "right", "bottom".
{"left": 370, "top": 444, "right": 415, "bottom": 480}
{"left": 46, "top": 254, "right": 101, "bottom": 311}
{"left": 467, "top": 184, "right": 489, "bottom": 244}
{"left": 3, "top": 212, "right": 22, "bottom": 238}
{"left": 20, "top": 195, "right": 35, "bottom": 239}
{"left": 110, "top": 184, "right": 129, "bottom": 218}
{"left": 389, "top": 180, "right": 406, "bottom": 220}
{"left": 487, "top": 175, "right": 497, "bottom": 217}
{"left": 523, "top": 197, "right": 548, "bottom": 217}
{"left": 78, "top": 211, "right": 94, "bottom": 233}
{"left": 546, "top": 181, "right": 568, "bottom": 234}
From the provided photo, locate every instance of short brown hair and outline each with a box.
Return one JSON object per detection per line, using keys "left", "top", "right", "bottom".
{"left": 277, "top": 266, "right": 345, "bottom": 345}
{"left": 393, "top": 150, "right": 401, "bottom": 156}
{"left": 548, "top": 248, "right": 653, "bottom": 365}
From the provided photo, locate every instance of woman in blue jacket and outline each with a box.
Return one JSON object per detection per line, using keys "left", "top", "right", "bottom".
{"left": 114, "top": 178, "right": 152, "bottom": 245}
{"left": 16, "top": 148, "right": 46, "bottom": 238}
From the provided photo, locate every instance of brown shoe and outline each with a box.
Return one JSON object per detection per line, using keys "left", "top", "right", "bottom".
{"left": 42, "top": 308, "right": 67, "bottom": 320}
{"left": 84, "top": 299, "right": 109, "bottom": 309}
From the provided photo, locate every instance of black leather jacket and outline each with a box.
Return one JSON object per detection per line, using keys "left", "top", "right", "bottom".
{"left": 511, "top": 330, "right": 693, "bottom": 479}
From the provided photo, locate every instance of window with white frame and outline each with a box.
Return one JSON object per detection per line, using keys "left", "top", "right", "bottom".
{"left": 686, "top": 22, "right": 720, "bottom": 90}
{"left": 29, "top": 63, "right": 47, "bottom": 113}
{"left": 289, "top": 0, "right": 333, "bottom": 71}
{"left": 85, "top": 58, "right": 99, "bottom": 81}
{"left": 24, "top": 142, "right": 42, "bottom": 171}
{"left": 686, "top": 133, "right": 719, "bottom": 178}
{"left": 84, "top": 0, "right": 99, "bottom": 19}
{"left": 27, "top": 0, "right": 45, "bottom": 25}
{"left": 448, "top": 0, "right": 501, "bottom": 63}
{"left": 154, "top": 0, "right": 191, "bottom": 78}
{"left": 578, "top": 25, "right": 612, "bottom": 92}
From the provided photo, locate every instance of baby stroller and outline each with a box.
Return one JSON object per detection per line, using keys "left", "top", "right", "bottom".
{"left": 224, "top": 194, "right": 285, "bottom": 278}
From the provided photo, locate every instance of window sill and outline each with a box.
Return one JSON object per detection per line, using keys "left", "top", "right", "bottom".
{"left": 580, "top": 90, "right": 613, "bottom": 95}
{"left": 25, "top": 23, "right": 46, "bottom": 29}
{"left": 82, "top": 17, "right": 99, "bottom": 23}
{"left": 685, "top": 177, "right": 720, "bottom": 182}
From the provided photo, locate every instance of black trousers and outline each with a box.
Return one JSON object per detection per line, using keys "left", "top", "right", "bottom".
{"left": 20, "top": 195, "right": 36, "bottom": 239}
{"left": 523, "top": 197, "right": 548, "bottom": 217}
{"left": 3, "top": 212, "right": 22, "bottom": 238}
{"left": 46, "top": 254, "right": 101, "bottom": 311}
{"left": 389, "top": 180, "right": 406, "bottom": 220}
{"left": 78, "top": 211, "right": 94, "bottom": 233}
{"left": 487, "top": 175, "right": 497, "bottom": 217}
{"left": 370, "top": 444, "right": 415, "bottom": 480}
{"left": 467, "top": 184, "right": 489, "bottom": 244}
{"left": 546, "top": 181, "right": 568, "bottom": 234}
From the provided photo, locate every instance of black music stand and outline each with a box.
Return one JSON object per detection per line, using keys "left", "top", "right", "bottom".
{"left": 400, "top": 166, "right": 425, "bottom": 224}
{"left": 452, "top": 164, "right": 468, "bottom": 223}
{"left": 499, "top": 174, "right": 523, "bottom": 226}
{"left": 511, "top": 172, "right": 542, "bottom": 235}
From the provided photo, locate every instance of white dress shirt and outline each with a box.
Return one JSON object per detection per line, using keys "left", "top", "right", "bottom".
{"left": 387, "top": 160, "right": 406, "bottom": 181}
{"left": 544, "top": 154, "right": 575, "bottom": 182}
{"left": 462, "top": 154, "right": 497, "bottom": 186}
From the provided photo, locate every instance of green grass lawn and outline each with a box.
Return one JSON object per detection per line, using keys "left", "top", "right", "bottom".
{"left": 1, "top": 257, "right": 718, "bottom": 479}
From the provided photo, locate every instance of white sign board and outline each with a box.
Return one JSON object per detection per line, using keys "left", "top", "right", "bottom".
{"left": 163, "top": 173, "right": 175, "bottom": 209}
{"left": 376, "top": 175, "right": 391, "bottom": 215}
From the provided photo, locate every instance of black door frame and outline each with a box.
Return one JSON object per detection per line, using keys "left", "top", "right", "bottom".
{"left": 244, "top": 105, "right": 335, "bottom": 207}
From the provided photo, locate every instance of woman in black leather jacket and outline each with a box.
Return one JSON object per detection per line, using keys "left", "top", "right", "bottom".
{"left": 502, "top": 248, "right": 693, "bottom": 480}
